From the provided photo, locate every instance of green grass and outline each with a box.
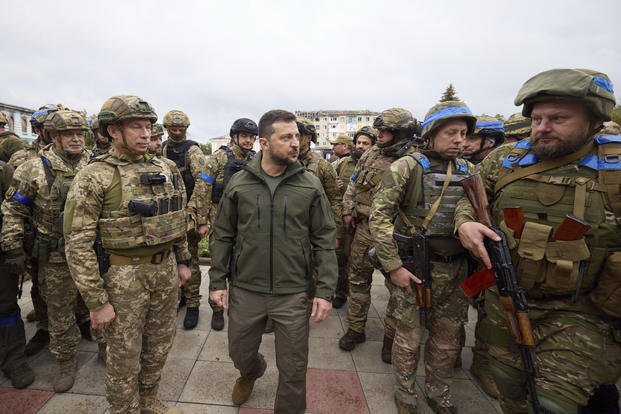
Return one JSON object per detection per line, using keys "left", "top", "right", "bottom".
{"left": 198, "top": 237, "right": 210, "bottom": 257}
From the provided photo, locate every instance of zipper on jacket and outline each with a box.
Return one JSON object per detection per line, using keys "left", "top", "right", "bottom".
{"left": 283, "top": 194, "right": 288, "bottom": 237}
{"left": 256, "top": 194, "right": 261, "bottom": 229}
{"left": 269, "top": 194, "right": 274, "bottom": 293}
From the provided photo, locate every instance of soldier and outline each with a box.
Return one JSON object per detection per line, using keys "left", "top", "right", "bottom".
{"left": 339, "top": 108, "right": 417, "bottom": 365}
{"left": 8, "top": 105, "right": 60, "bottom": 169}
{"left": 0, "top": 159, "right": 35, "bottom": 389}
{"left": 455, "top": 68, "right": 621, "bottom": 413}
{"left": 208, "top": 109, "right": 337, "bottom": 413}
{"left": 1, "top": 110, "right": 94, "bottom": 392}
{"left": 148, "top": 123, "right": 164, "bottom": 156}
{"left": 64, "top": 95, "right": 191, "bottom": 414}
{"left": 462, "top": 115, "right": 505, "bottom": 163}
{"left": 331, "top": 127, "right": 378, "bottom": 308}
{"left": 504, "top": 112, "right": 532, "bottom": 144}
{"left": 162, "top": 109, "right": 210, "bottom": 330}
{"left": 90, "top": 116, "right": 111, "bottom": 156}
{"left": 202, "top": 117, "right": 258, "bottom": 330}
{"left": 369, "top": 101, "right": 475, "bottom": 413}
{"left": 330, "top": 133, "right": 352, "bottom": 160}
{"left": 0, "top": 111, "right": 28, "bottom": 163}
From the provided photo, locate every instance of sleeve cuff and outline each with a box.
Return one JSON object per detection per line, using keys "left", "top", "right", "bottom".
{"left": 382, "top": 257, "right": 403, "bottom": 273}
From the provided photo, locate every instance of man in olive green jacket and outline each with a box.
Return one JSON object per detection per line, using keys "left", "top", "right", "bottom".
{"left": 209, "top": 109, "right": 338, "bottom": 414}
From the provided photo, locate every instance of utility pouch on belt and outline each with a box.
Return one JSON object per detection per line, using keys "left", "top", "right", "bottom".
{"left": 516, "top": 222, "right": 551, "bottom": 290}
{"left": 589, "top": 252, "right": 621, "bottom": 318}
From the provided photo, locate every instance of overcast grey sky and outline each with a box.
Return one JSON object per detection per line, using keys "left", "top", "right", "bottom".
{"left": 2, "top": 0, "right": 620, "bottom": 143}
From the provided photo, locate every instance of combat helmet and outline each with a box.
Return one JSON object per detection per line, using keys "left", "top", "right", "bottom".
{"left": 296, "top": 117, "right": 317, "bottom": 143}
{"left": 515, "top": 68, "right": 616, "bottom": 121}
{"left": 473, "top": 115, "right": 505, "bottom": 147}
{"left": 373, "top": 108, "right": 417, "bottom": 132}
{"left": 353, "top": 126, "right": 378, "bottom": 145}
{"left": 98, "top": 95, "right": 158, "bottom": 138}
{"left": 151, "top": 123, "right": 165, "bottom": 138}
{"left": 45, "top": 110, "right": 89, "bottom": 132}
{"left": 600, "top": 121, "right": 621, "bottom": 135}
{"left": 330, "top": 134, "right": 352, "bottom": 145}
{"left": 504, "top": 112, "right": 531, "bottom": 139}
{"left": 0, "top": 112, "right": 7, "bottom": 126}
{"left": 421, "top": 101, "right": 476, "bottom": 139}
{"left": 230, "top": 118, "right": 258, "bottom": 137}
{"left": 30, "top": 104, "right": 65, "bottom": 129}
{"left": 163, "top": 110, "right": 190, "bottom": 128}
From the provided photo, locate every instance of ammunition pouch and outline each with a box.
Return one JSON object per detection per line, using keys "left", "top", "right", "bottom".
{"left": 589, "top": 251, "right": 621, "bottom": 318}
{"left": 32, "top": 233, "right": 63, "bottom": 264}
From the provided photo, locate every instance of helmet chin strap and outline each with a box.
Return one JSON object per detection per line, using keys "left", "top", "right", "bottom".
{"left": 114, "top": 129, "right": 144, "bottom": 159}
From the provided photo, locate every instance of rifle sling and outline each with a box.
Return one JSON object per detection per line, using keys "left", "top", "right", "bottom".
{"left": 494, "top": 140, "right": 595, "bottom": 195}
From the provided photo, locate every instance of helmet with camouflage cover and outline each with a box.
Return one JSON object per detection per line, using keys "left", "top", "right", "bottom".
{"left": 515, "top": 68, "right": 616, "bottom": 122}
{"left": 0, "top": 112, "right": 7, "bottom": 126}
{"left": 600, "top": 121, "right": 621, "bottom": 135}
{"left": 89, "top": 116, "right": 99, "bottom": 131}
{"left": 504, "top": 112, "right": 531, "bottom": 139}
{"left": 421, "top": 101, "right": 476, "bottom": 139}
{"left": 353, "top": 126, "right": 378, "bottom": 144}
{"left": 98, "top": 95, "right": 158, "bottom": 139}
{"left": 230, "top": 118, "right": 258, "bottom": 137}
{"left": 151, "top": 123, "right": 165, "bottom": 138}
{"left": 373, "top": 108, "right": 417, "bottom": 132}
{"left": 296, "top": 117, "right": 317, "bottom": 143}
{"left": 330, "top": 134, "right": 352, "bottom": 145}
{"left": 473, "top": 114, "right": 505, "bottom": 147}
{"left": 30, "top": 104, "right": 65, "bottom": 129}
{"left": 163, "top": 110, "right": 190, "bottom": 128}
{"left": 45, "top": 110, "right": 89, "bottom": 132}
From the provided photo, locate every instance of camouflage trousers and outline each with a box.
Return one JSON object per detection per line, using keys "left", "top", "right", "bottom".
{"left": 335, "top": 229, "right": 354, "bottom": 300}
{"left": 39, "top": 261, "right": 98, "bottom": 362}
{"left": 347, "top": 219, "right": 397, "bottom": 337}
{"left": 181, "top": 230, "right": 203, "bottom": 308}
{"left": 392, "top": 257, "right": 468, "bottom": 408}
{"left": 484, "top": 288, "right": 621, "bottom": 414}
{"left": 27, "top": 256, "right": 49, "bottom": 331}
{"left": 102, "top": 253, "right": 179, "bottom": 414}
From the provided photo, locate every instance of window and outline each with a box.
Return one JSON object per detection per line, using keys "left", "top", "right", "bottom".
{"left": 358, "top": 117, "right": 362, "bottom": 121}
{"left": 366, "top": 117, "right": 370, "bottom": 121}
{"left": 21, "top": 116, "right": 28, "bottom": 134}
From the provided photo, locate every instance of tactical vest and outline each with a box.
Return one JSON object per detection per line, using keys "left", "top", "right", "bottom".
{"left": 211, "top": 145, "right": 254, "bottom": 203}
{"left": 301, "top": 150, "right": 322, "bottom": 176}
{"left": 493, "top": 136, "right": 621, "bottom": 297}
{"left": 396, "top": 153, "right": 469, "bottom": 237}
{"left": 97, "top": 156, "right": 187, "bottom": 251}
{"left": 165, "top": 140, "right": 199, "bottom": 199}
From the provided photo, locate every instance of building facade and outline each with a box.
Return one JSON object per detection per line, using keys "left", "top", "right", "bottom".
{"left": 294, "top": 110, "right": 379, "bottom": 149}
{"left": 0, "top": 102, "right": 37, "bottom": 142}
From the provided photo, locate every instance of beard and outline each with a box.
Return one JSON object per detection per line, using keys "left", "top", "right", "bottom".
{"left": 531, "top": 133, "right": 589, "bottom": 160}
{"left": 270, "top": 150, "right": 299, "bottom": 166}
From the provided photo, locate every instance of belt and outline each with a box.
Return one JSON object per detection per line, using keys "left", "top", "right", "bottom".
{"left": 109, "top": 249, "right": 171, "bottom": 266}
{"left": 429, "top": 252, "right": 465, "bottom": 263}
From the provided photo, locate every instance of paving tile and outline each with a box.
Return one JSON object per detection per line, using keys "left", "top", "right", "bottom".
{"left": 369, "top": 300, "right": 385, "bottom": 319}
{"left": 71, "top": 353, "right": 107, "bottom": 396}
{"left": 159, "top": 358, "right": 196, "bottom": 401}
{"left": 168, "top": 329, "right": 208, "bottom": 360}
{"left": 351, "top": 340, "right": 393, "bottom": 374}
{"left": 38, "top": 393, "right": 108, "bottom": 414}
{"left": 364, "top": 316, "right": 386, "bottom": 341}
{"left": 176, "top": 306, "right": 218, "bottom": 332}
{"left": 309, "top": 314, "right": 344, "bottom": 339}
{"left": 198, "top": 330, "right": 232, "bottom": 362}
{"left": 26, "top": 350, "right": 92, "bottom": 392}
{"left": 176, "top": 402, "right": 239, "bottom": 413}
{"left": 415, "top": 376, "right": 497, "bottom": 414}
{"left": 357, "top": 372, "right": 397, "bottom": 414}
{"left": 308, "top": 336, "right": 355, "bottom": 371}
{"left": 239, "top": 409, "right": 273, "bottom": 414}
{"left": 306, "top": 368, "right": 368, "bottom": 414}
{"left": 0, "top": 387, "right": 53, "bottom": 414}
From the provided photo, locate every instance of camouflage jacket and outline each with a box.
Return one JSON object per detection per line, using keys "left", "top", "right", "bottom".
{"left": 299, "top": 149, "right": 343, "bottom": 237}
{"left": 332, "top": 155, "right": 357, "bottom": 198}
{"left": 370, "top": 151, "right": 473, "bottom": 272}
{"left": 1, "top": 144, "right": 90, "bottom": 253}
{"left": 343, "top": 140, "right": 415, "bottom": 219}
{"left": 0, "top": 161, "right": 14, "bottom": 232}
{"left": 91, "top": 141, "right": 111, "bottom": 157}
{"left": 8, "top": 137, "right": 45, "bottom": 169}
{"left": 64, "top": 152, "right": 192, "bottom": 310}
{"left": 0, "top": 131, "right": 27, "bottom": 163}
{"left": 203, "top": 144, "right": 254, "bottom": 226}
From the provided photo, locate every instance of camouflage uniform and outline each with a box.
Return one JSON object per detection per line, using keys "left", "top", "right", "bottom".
{"left": 0, "top": 130, "right": 27, "bottom": 163}
{"left": 454, "top": 69, "right": 621, "bottom": 413}
{"left": 1, "top": 142, "right": 93, "bottom": 369}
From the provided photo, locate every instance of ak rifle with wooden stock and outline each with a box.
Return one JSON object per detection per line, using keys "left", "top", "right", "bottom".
{"left": 460, "top": 173, "right": 544, "bottom": 414}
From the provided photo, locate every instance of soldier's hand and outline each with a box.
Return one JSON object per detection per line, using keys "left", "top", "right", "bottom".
{"left": 457, "top": 222, "right": 500, "bottom": 269}
{"left": 343, "top": 215, "right": 356, "bottom": 231}
{"left": 311, "top": 297, "right": 332, "bottom": 323}
{"left": 390, "top": 267, "right": 421, "bottom": 294}
{"left": 5, "top": 248, "right": 26, "bottom": 274}
{"left": 177, "top": 264, "right": 191, "bottom": 287}
{"left": 90, "top": 303, "right": 116, "bottom": 330}
{"left": 197, "top": 224, "right": 209, "bottom": 238}
{"left": 209, "top": 289, "right": 228, "bottom": 309}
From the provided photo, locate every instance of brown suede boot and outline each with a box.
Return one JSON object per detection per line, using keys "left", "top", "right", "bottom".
{"left": 231, "top": 356, "right": 266, "bottom": 405}
{"left": 53, "top": 358, "right": 76, "bottom": 393}
{"left": 139, "top": 395, "right": 182, "bottom": 414}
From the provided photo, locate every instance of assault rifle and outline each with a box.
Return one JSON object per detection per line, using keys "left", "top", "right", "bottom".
{"left": 94, "top": 236, "right": 110, "bottom": 276}
{"left": 460, "top": 174, "right": 544, "bottom": 414}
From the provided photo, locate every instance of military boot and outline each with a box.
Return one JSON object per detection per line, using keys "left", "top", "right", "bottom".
{"left": 184, "top": 307, "right": 199, "bottom": 330}
{"left": 139, "top": 395, "right": 182, "bottom": 414}
{"left": 53, "top": 358, "right": 77, "bottom": 393}
{"left": 381, "top": 335, "right": 393, "bottom": 364}
{"left": 338, "top": 329, "right": 365, "bottom": 351}
{"left": 25, "top": 309, "right": 37, "bottom": 323}
{"left": 232, "top": 355, "right": 267, "bottom": 405}
{"left": 24, "top": 328, "right": 49, "bottom": 356}
{"left": 470, "top": 357, "right": 499, "bottom": 399}
{"left": 211, "top": 310, "right": 224, "bottom": 331}
{"left": 8, "top": 359, "right": 35, "bottom": 389}
{"left": 394, "top": 396, "right": 417, "bottom": 414}
{"left": 426, "top": 397, "right": 457, "bottom": 414}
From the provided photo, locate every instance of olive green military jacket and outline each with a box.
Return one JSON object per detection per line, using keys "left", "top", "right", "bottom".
{"left": 0, "top": 131, "right": 27, "bottom": 163}
{"left": 209, "top": 152, "right": 338, "bottom": 301}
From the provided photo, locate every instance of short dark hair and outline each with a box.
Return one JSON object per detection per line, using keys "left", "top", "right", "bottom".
{"left": 259, "top": 110, "right": 296, "bottom": 139}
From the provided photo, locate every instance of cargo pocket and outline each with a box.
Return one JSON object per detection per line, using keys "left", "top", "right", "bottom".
{"left": 515, "top": 222, "right": 551, "bottom": 290}
{"left": 589, "top": 252, "right": 621, "bottom": 318}
{"left": 542, "top": 238, "right": 590, "bottom": 295}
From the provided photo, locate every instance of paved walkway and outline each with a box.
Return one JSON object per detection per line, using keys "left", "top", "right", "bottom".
{"left": 2, "top": 267, "right": 503, "bottom": 413}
